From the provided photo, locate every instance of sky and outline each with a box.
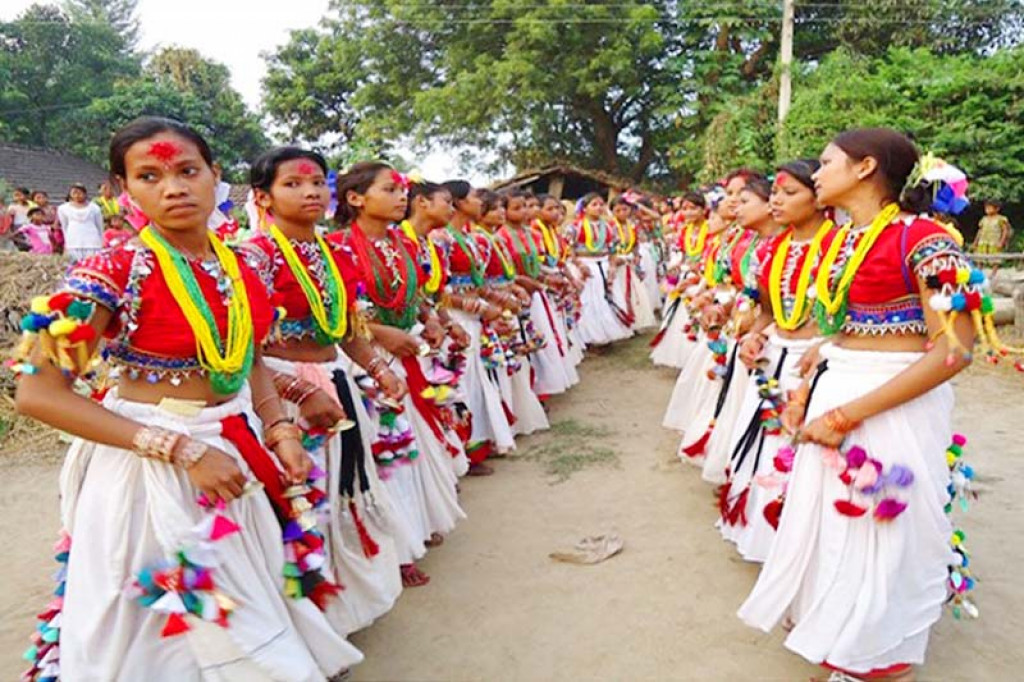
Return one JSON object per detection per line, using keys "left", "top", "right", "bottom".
{"left": 3, "top": 0, "right": 487, "bottom": 182}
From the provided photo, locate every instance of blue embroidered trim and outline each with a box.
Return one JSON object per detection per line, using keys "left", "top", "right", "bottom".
{"left": 843, "top": 299, "right": 926, "bottom": 336}
{"left": 278, "top": 316, "right": 317, "bottom": 340}
{"left": 102, "top": 344, "right": 204, "bottom": 383}
{"left": 63, "top": 275, "right": 120, "bottom": 310}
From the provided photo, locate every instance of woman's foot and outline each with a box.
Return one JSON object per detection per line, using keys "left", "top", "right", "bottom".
{"left": 400, "top": 563, "right": 430, "bottom": 588}
{"left": 468, "top": 462, "right": 495, "bottom": 476}
{"left": 425, "top": 532, "right": 445, "bottom": 548}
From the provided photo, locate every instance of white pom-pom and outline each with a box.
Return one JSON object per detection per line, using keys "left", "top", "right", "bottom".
{"left": 929, "top": 293, "right": 951, "bottom": 312}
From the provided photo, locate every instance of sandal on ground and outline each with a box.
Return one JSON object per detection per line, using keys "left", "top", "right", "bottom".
{"left": 400, "top": 563, "right": 430, "bottom": 588}
{"left": 425, "top": 532, "right": 445, "bottom": 547}
{"left": 467, "top": 462, "right": 495, "bottom": 476}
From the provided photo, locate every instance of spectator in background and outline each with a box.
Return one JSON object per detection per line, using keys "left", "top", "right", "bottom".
{"left": 973, "top": 199, "right": 1013, "bottom": 253}
{"left": 0, "top": 194, "right": 10, "bottom": 249}
{"left": 58, "top": 183, "right": 103, "bottom": 260}
{"left": 94, "top": 180, "right": 121, "bottom": 218}
{"left": 30, "top": 190, "right": 61, "bottom": 253}
{"left": 102, "top": 212, "right": 135, "bottom": 249}
{"left": 16, "top": 207, "right": 55, "bottom": 254}
{"left": 5, "top": 186, "right": 35, "bottom": 230}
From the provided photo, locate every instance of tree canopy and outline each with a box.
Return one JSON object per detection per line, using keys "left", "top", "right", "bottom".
{"left": 1, "top": 4, "right": 265, "bottom": 180}
{"left": 263, "top": 0, "right": 1023, "bottom": 185}
{"left": 700, "top": 46, "right": 1024, "bottom": 203}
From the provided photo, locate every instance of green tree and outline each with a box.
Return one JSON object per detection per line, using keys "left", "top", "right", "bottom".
{"left": 59, "top": 76, "right": 266, "bottom": 180}
{"left": 0, "top": 3, "right": 140, "bottom": 146}
{"left": 63, "top": 0, "right": 139, "bottom": 49}
{"left": 264, "top": 0, "right": 782, "bottom": 182}
{"left": 263, "top": 0, "right": 1020, "bottom": 185}
{"left": 698, "top": 46, "right": 1024, "bottom": 203}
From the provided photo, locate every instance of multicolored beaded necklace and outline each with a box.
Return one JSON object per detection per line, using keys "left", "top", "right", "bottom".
{"left": 269, "top": 224, "right": 348, "bottom": 344}
{"left": 139, "top": 226, "right": 254, "bottom": 394}
{"left": 446, "top": 223, "right": 486, "bottom": 287}
{"left": 349, "top": 222, "right": 420, "bottom": 330}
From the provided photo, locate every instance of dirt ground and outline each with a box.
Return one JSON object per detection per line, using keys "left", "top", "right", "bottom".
{"left": 2, "top": 335, "right": 1023, "bottom": 681}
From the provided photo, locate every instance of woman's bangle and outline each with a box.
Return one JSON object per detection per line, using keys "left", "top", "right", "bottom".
{"left": 132, "top": 426, "right": 182, "bottom": 464}
{"left": 174, "top": 439, "right": 209, "bottom": 469}
{"left": 264, "top": 421, "right": 302, "bottom": 450}
{"left": 824, "top": 407, "right": 860, "bottom": 434}
{"left": 293, "top": 386, "right": 318, "bottom": 406}
{"left": 253, "top": 393, "right": 278, "bottom": 415}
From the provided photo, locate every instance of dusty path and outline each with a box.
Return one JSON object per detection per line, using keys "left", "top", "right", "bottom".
{"left": 3, "top": 335, "right": 1024, "bottom": 680}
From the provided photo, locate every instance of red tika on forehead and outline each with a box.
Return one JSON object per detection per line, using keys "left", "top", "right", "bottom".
{"left": 773, "top": 171, "right": 792, "bottom": 186}
{"left": 296, "top": 160, "right": 317, "bottom": 175}
{"left": 147, "top": 141, "right": 182, "bottom": 163}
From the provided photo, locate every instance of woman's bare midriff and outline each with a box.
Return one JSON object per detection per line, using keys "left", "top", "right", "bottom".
{"left": 264, "top": 338, "right": 338, "bottom": 364}
{"left": 776, "top": 325, "right": 822, "bottom": 341}
{"left": 117, "top": 374, "right": 236, "bottom": 406}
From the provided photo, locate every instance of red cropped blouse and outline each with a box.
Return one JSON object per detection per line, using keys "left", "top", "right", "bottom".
{"left": 819, "top": 216, "right": 965, "bottom": 335}
{"left": 63, "top": 239, "right": 274, "bottom": 382}
{"left": 239, "top": 232, "right": 359, "bottom": 343}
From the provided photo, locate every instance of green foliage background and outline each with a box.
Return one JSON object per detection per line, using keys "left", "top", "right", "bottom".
{"left": 698, "top": 47, "right": 1024, "bottom": 204}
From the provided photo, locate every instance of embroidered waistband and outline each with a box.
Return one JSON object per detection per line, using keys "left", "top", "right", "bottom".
{"left": 103, "top": 344, "right": 204, "bottom": 385}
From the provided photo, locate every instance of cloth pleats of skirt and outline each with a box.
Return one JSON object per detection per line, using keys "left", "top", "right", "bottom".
{"left": 650, "top": 295, "right": 697, "bottom": 368}
{"left": 575, "top": 256, "right": 633, "bottom": 346}
{"left": 447, "top": 309, "right": 517, "bottom": 453}
{"left": 638, "top": 243, "right": 663, "bottom": 312}
{"left": 717, "top": 336, "right": 819, "bottom": 562}
{"left": 738, "top": 344, "right": 956, "bottom": 673}
{"left": 528, "top": 290, "right": 576, "bottom": 395}
{"left": 388, "top": 356, "right": 467, "bottom": 539}
{"left": 57, "top": 388, "right": 363, "bottom": 681}
{"left": 662, "top": 337, "right": 715, "bottom": 432}
{"left": 262, "top": 355, "right": 403, "bottom": 634}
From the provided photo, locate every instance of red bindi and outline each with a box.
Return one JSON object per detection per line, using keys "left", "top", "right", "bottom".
{"left": 296, "top": 160, "right": 317, "bottom": 175}
{"left": 147, "top": 141, "right": 182, "bottom": 163}
{"left": 774, "top": 171, "right": 792, "bottom": 187}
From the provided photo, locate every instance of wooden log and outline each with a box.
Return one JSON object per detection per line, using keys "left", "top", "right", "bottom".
{"left": 1015, "top": 285, "right": 1024, "bottom": 338}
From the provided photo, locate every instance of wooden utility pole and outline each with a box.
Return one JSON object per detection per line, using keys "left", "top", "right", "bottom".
{"left": 778, "top": 0, "right": 794, "bottom": 123}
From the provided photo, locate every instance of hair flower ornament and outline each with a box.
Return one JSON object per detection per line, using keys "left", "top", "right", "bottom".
{"left": 904, "top": 152, "right": 970, "bottom": 216}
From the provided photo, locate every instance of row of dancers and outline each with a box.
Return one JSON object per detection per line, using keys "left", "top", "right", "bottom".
{"left": 650, "top": 128, "right": 1014, "bottom": 681}
{"left": 12, "top": 116, "right": 659, "bottom": 681}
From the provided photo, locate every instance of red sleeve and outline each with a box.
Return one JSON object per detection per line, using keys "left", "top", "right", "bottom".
{"left": 904, "top": 217, "right": 967, "bottom": 279}
{"left": 756, "top": 233, "right": 784, "bottom": 293}
{"left": 237, "top": 258, "right": 275, "bottom": 344}
{"left": 329, "top": 241, "right": 361, "bottom": 312}
{"left": 62, "top": 245, "right": 134, "bottom": 311}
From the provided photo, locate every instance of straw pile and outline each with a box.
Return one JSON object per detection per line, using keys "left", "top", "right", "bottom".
{"left": 0, "top": 253, "right": 67, "bottom": 463}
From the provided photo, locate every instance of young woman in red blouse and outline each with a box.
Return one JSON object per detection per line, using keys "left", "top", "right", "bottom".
{"left": 474, "top": 190, "right": 550, "bottom": 436}
{"left": 14, "top": 118, "right": 361, "bottom": 680}
{"left": 739, "top": 128, "right": 978, "bottom": 682}
{"left": 438, "top": 180, "right": 519, "bottom": 470}
{"left": 571, "top": 192, "right": 634, "bottom": 347}
{"left": 241, "top": 146, "right": 410, "bottom": 629}
{"left": 684, "top": 175, "right": 780, "bottom": 478}
{"left": 330, "top": 162, "right": 466, "bottom": 588}
{"left": 719, "top": 160, "right": 835, "bottom": 563}
{"left": 498, "top": 188, "right": 578, "bottom": 398}
{"left": 650, "top": 191, "right": 709, "bottom": 369}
